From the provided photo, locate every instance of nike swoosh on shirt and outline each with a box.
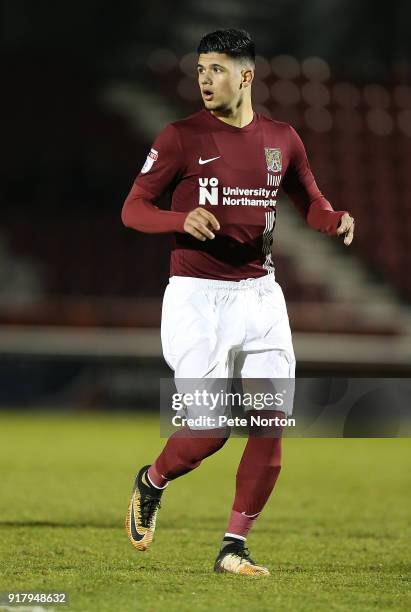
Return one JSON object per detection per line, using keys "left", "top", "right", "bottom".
{"left": 198, "top": 156, "right": 221, "bottom": 165}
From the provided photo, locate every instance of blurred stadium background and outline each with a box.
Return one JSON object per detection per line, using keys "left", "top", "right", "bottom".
{"left": 1, "top": 0, "right": 411, "bottom": 411}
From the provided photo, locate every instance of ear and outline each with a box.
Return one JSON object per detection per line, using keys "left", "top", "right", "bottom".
{"left": 241, "top": 67, "right": 254, "bottom": 88}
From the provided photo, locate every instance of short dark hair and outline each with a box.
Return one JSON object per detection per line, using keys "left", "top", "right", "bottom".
{"left": 197, "top": 29, "right": 255, "bottom": 65}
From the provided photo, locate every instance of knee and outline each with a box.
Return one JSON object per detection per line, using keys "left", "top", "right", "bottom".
{"left": 211, "top": 434, "right": 229, "bottom": 453}
{"left": 265, "top": 443, "right": 282, "bottom": 469}
{"left": 192, "top": 432, "right": 229, "bottom": 461}
{"left": 213, "top": 432, "right": 230, "bottom": 449}
{"left": 247, "top": 435, "right": 282, "bottom": 468}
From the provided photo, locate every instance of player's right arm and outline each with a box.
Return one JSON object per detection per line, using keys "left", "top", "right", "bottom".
{"left": 121, "top": 124, "right": 219, "bottom": 240}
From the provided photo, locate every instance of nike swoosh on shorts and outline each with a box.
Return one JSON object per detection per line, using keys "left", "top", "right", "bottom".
{"left": 198, "top": 156, "right": 221, "bottom": 165}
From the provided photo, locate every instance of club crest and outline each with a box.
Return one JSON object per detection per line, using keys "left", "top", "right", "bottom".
{"left": 264, "top": 148, "right": 282, "bottom": 173}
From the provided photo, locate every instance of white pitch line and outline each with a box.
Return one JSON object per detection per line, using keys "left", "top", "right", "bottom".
{"left": 0, "top": 606, "right": 54, "bottom": 612}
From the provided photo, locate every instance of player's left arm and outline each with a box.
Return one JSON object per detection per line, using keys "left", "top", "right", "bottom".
{"left": 282, "top": 126, "right": 355, "bottom": 246}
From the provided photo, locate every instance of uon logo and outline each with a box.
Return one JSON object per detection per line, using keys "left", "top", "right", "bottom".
{"left": 199, "top": 177, "right": 219, "bottom": 206}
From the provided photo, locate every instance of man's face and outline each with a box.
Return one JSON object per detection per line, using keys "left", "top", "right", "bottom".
{"left": 197, "top": 52, "right": 251, "bottom": 112}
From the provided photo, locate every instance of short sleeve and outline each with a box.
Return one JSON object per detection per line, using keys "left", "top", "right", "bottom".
{"left": 134, "top": 124, "right": 185, "bottom": 200}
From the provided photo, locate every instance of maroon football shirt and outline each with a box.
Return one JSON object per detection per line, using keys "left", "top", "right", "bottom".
{"left": 126, "top": 109, "right": 346, "bottom": 281}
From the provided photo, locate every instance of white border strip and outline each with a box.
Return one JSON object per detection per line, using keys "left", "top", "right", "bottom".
{"left": 0, "top": 326, "right": 409, "bottom": 364}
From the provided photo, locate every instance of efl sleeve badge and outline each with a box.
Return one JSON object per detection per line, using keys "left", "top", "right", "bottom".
{"left": 141, "top": 148, "right": 159, "bottom": 174}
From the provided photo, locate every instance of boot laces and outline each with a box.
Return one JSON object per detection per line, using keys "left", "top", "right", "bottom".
{"left": 140, "top": 497, "right": 161, "bottom": 528}
{"left": 231, "top": 544, "right": 254, "bottom": 564}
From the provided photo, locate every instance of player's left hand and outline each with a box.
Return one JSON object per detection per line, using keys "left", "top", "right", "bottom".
{"left": 336, "top": 213, "right": 355, "bottom": 246}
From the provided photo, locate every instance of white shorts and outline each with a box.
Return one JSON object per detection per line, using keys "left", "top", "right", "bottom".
{"left": 161, "top": 274, "right": 295, "bottom": 378}
{"left": 161, "top": 275, "right": 296, "bottom": 424}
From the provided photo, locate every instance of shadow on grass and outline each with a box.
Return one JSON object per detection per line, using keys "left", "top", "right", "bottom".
{"left": 0, "top": 520, "right": 308, "bottom": 534}
{"left": 0, "top": 520, "right": 120, "bottom": 528}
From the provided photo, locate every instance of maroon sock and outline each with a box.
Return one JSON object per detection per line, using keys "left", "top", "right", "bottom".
{"left": 225, "top": 510, "right": 259, "bottom": 540}
{"left": 226, "top": 414, "right": 283, "bottom": 538}
{"left": 153, "top": 426, "right": 229, "bottom": 481}
{"left": 147, "top": 463, "right": 168, "bottom": 489}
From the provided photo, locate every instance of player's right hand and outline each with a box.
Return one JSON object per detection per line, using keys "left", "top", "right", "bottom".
{"left": 183, "top": 208, "right": 220, "bottom": 241}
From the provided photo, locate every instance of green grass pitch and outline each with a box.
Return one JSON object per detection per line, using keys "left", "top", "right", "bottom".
{"left": 0, "top": 413, "right": 410, "bottom": 612}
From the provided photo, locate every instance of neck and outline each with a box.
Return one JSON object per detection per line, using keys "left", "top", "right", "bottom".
{"left": 210, "top": 97, "right": 254, "bottom": 128}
